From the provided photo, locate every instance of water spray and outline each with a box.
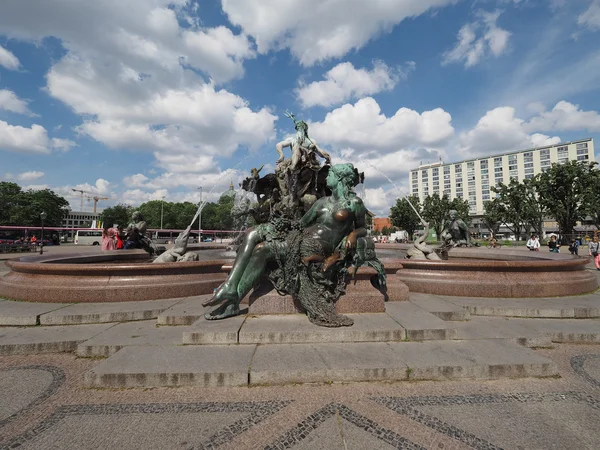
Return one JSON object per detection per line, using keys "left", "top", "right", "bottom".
{"left": 358, "top": 159, "right": 426, "bottom": 224}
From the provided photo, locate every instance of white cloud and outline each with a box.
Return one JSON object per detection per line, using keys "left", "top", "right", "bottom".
{"left": 0, "top": 44, "right": 19, "bottom": 70}
{"left": 459, "top": 106, "right": 560, "bottom": 156}
{"left": 16, "top": 171, "right": 44, "bottom": 181}
{"left": 222, "top": 0, "right": 457, "bottom": 66}
{"left": 524, "top": 101, "right": 600, "bottom": 132}
{"left": 443, "top": 10, "right": 511, "bottom": 68}
{"left": 0, "top": 89, "right": 35, "bottom": 116}
{"left": 578, "top": 0, "right": 600, "bottom": 31}
{"left": 51, "top": 137, "right": 77, "bottom": 152}
{"left": 296, "top": 61, "right": 413, "bottom": 108}
{"left": 0, "top": 1, "right": 254, "bottom": 83}
{"left": 310, "top": 97, "right": 454, "bottom": 153}
{"left": 0, "top": 2, "right": 276, "bottom": 172}
{"left": 0, "top": 120, "right": 51, "bottom": 154}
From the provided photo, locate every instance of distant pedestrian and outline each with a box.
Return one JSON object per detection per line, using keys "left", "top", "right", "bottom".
{"left": 589, "top": 235, "right": 600, "bottom": 270}
{"left": 526, "top": 234, "right": 540, "bottom": 251}
{"left": 548, "top": 235, "right": 560, "bottom": 253}
{"left": 101, "top": 225, "right": 117, "bottom": 251}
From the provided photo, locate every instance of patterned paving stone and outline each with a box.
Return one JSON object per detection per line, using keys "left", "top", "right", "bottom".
{"left": 2, "top": 401, "right": 290, "bottom": 450}
{"left": 571, "top": 354, "right": 600, "bottom": 388}
{"left": 0, "top": 365, "right": 64, "bottom": 428}
{"left": 374, "top": 391, "right": 600, "bottom": 450}
{"left": 264, "top": 403, "right": 424, "bottom": 450}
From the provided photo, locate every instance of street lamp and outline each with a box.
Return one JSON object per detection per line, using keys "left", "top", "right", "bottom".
{"left": 198, "top": 187, "right": 203, "bottom": 242}
{"left": 40, "top": 211, "right": 47, "bottom": 255}
{"left": 160, "top": 196, "right": 166, "bottom": 230}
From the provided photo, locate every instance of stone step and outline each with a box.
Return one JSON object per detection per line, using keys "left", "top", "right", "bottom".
{"left": 0, "top": 323, "right": 115, "bottom": 355}
{"left": 511, "top": 318, "right": 600, "bottom": 344}
{"left": 182, "top": 314, "right": 247, "bottom": 345}
{"left": 82, "top": 339, "right": 558, "bottom": 388}
{"left": 237, "top": 314, "right": 405, "bottom": 344}
{"left": 39, "top": 298, "right": 185, "bottom": 325}
{"left": 156, "top": 295, "right": 213, "bottom": 325}
{"left": 447, "top": 295, "right": 600, "bottom": 318}
{"left": 76, "top": 321, "right": 191, "bottom": 358}
{"left": 408, "top": 293, "right": 471, "bottom": 321}
{"left": 0, "top": 300, "right": 73, "bottom": 326}
{"left": 84, "top": 345, "right": 255, "bottom": 388}
{"left": 453, "top": 317, "right": 554, "bottom": 348}
{"left": 385, "top": 302, "right": 458, "bottom": 340}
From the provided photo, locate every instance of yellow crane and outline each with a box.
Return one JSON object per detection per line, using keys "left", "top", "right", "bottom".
{"left": 71, "top": 189, "right": 110, "bottom": 213}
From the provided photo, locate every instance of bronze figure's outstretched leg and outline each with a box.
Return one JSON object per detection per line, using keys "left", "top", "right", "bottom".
{"left": 204, "top": 229, "right": 273, "bottom": 320}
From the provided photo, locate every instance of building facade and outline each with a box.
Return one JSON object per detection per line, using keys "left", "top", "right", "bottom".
{"left": 61, "top": 210, "right": 101, "bottom": 228}
{"left": 409, "top": 138, "right": 595, "bottom": 216}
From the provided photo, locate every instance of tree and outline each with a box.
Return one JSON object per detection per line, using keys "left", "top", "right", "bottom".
{"left": 2, "top": 186, "right": 69, "bottom": 227}
{"left": 588, "top": 169, "right": 600, "bottom": 230}
{"left": 535, "top": 161, "right": 599, "bottom": 240}
{"left": 0, "top": 182, "right": 23, "bottom": 225}
{"left": 421, "top": 194, "right": 452, "bottom": 241}
{"left": 390, "top": 196, "right": 422, "bottom": 240}
{"left": 521, "top": 177, "right": 545, "bottom": 237}
{"left": 482, "top": 198, "right": 503, "bottom": 237}
{"left": 492, "top": 179, "right": 530, "bottom": 242}
{"left": 381, "top": 226, "right": 390, "bottom": 236}
{"left": 100, "top": 204, "right": 133, "bottom": 228}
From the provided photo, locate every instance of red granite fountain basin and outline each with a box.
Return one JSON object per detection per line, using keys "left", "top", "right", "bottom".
{"left": 395, "top": 247, "right": 598, "bottom": 298}
{"left": 1, "top": 246, "right": 596, "bottom": 303}
{"left": 0, "top": 251, "right": 230, "bottom": 303}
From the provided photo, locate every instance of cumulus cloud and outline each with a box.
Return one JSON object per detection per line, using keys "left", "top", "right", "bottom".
{"left": 524, "top": 101, "right": 600, "bottom": 132}
{"left": 310, "top": 97, "right": 454, "bottom": 153}
{"left": 0, "top": 89, "right": 35, "bottom": 116}
{"left": 443, "top": 10, "right": 511, "bottom": 68}
{"left": 458, "top": 106, "right": 560, "bottom": 156}
{"left": 222, "top": 0, "right": 457, "bottom": 66}
{"left": 0, "top": 121, "right": 52, "bottom": 154}
{"left": 0, "top": 0, "right": 276, "bottom": 177}
{"left": 16, "top": 171, "right": 44, "bottom": 181}
{"left": 0, "top": 44, "right": 19, "bottom": 70}
{"left": 578, "top": 0, "right": 600, "bottom": 31}
{"left": 296, "top": 61, "right": 414, "bottom": 108}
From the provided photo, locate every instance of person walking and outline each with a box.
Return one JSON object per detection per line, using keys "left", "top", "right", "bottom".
{"left": 526, "top": 234, "right": 540, "bottom": 251}
{"left": 589, "top": 235, "right": 600, "bottom": 270}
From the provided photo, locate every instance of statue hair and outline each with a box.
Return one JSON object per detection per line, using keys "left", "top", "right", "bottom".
{"left": 331, "top": 163, "right": 361, "bottom": 198}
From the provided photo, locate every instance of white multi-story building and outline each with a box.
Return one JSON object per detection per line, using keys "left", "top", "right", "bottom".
{"left": 61, "top": 210, "right": 101, "bottom": 228}
{"left": 409, "top": 138, "right": 595, "bottom": 216}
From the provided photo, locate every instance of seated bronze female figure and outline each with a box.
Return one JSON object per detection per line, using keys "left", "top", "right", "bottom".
{"left": 203, "top": 163, "right": 374, "bottom": 327}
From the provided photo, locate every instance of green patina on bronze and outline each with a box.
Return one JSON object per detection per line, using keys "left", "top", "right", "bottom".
{"left": 203, "top": 113, "right": 386, "bottom": 327}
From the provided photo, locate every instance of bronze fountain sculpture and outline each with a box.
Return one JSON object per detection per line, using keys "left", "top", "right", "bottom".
{"left": 203, "top": 113, "right": 386, "bottom": 327}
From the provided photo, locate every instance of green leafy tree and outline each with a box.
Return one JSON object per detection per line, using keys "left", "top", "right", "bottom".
{"left": 492, "top": 178, "right": 544, "bottom": 242}
{"left": 521, "top": 177, "right": 545, "bottom": 237}
{"left": 390, "top": 196, "right": 422, "bottom": 240}
{"left": 100, "top": 204, "right": 133, "bottom": 228}
{"left": 482, "top": 198, "right": 503, "bottom": 237}
{"left": 381, "top": 225, "right": 390, "bottom": 236}
{"left": 535, "top": 161, "right": 599, "bottom": 241}
{"left": 0, "top": 182, "right": 23, "bottom": 225}
{"left": 588, "top": 169, "right": 600, "bottom": 230}
{"left": 6, "top": 187, "right": 69, "bottom": 226}
{"left": 422, "top": 193, "right": 452, "bottom": 241}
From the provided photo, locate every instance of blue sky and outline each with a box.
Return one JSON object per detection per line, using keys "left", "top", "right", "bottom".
{"left": 1, "top": 0, "right": 599, "bottom": 216}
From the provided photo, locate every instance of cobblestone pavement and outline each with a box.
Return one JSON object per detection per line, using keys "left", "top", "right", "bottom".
{"left": 0, "top": 345, "right": 598, "bottom": 450}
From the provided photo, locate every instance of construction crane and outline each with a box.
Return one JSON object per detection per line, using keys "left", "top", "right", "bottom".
{"left": 71, "top": 189, "right": 110, "bottom": 213}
